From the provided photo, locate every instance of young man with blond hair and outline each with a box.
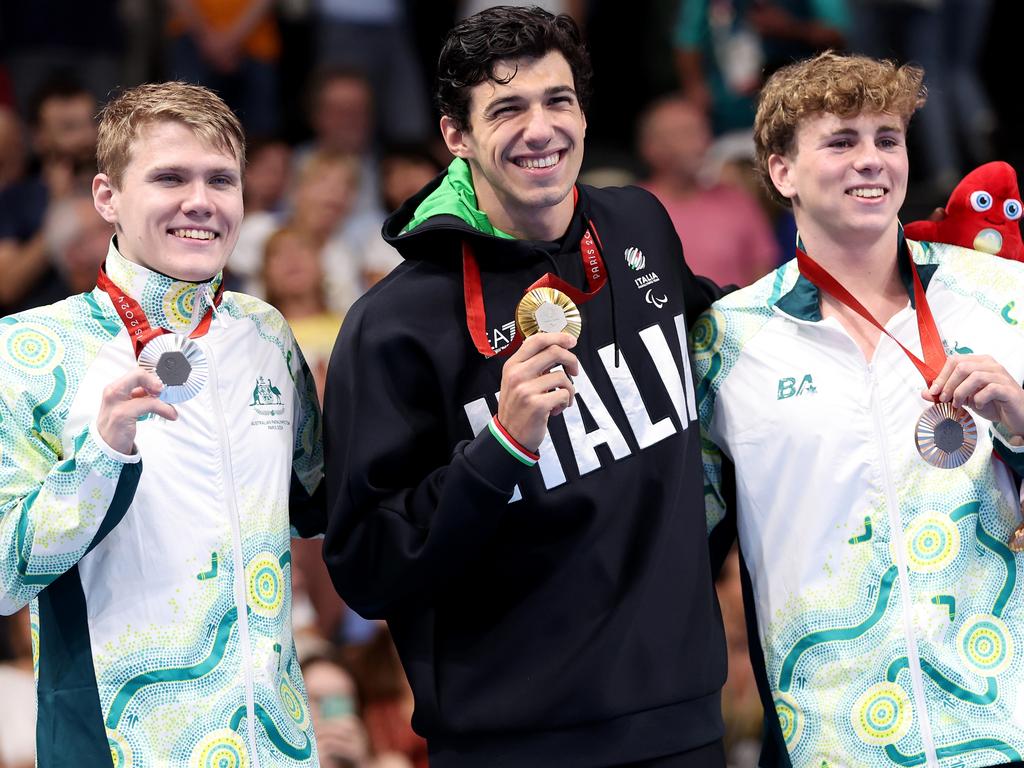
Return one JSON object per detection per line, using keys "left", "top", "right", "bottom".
{"left": 697, "top": 51, "right": 1024, "bottom": 767}
{"left": 0, "top": 81, "right": 324, "bottom": 766}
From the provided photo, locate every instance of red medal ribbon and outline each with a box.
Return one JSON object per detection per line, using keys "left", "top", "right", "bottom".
{"left": 796, "top": 244, "right": 946, "bottom": 387}
{"left": 96, "top": 263, "right": 223, "bottom": 359}
{"left": 463, "top": 187, "right": 607, "bottom": 358}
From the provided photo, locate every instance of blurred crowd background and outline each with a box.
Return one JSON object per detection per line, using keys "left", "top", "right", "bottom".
{"left": 0, "top": 1, "right": 1019, "bottom": 767}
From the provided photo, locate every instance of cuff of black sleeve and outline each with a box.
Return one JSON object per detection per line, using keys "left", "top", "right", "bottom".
{"left": 463, "top": 424, "right": 534, "bottom": 497}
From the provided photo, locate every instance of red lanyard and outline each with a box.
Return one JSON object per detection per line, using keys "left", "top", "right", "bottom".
{"left": 96, "top": 264, "right": 222, "bottom": 359}
{"left": 462, "top": 188, "right": 607, "bottom": 358}
{"left": 796, "top": 244, "right": 946, "bottom": 386}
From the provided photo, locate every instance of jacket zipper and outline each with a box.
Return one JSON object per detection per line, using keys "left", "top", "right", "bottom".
{"left": 867, "top": 364, "right": 939, "bottom": 767}
{"left": 205, "top": 341, "right": 262, "bottom": 767}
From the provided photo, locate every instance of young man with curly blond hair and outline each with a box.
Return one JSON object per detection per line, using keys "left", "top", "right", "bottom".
{"left": 0, "top": 81, "right": 324, "bottom": 766}
{"left": 696, "top": 51, "right": 1024, "bottom": 767}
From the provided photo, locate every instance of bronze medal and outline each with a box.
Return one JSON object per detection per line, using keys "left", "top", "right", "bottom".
{"left": 915, "top": 402, "right": 977, "bottom": 469}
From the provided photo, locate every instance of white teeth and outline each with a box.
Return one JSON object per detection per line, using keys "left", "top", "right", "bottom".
{"left": 849, "top": 188, "right": 885, "bottom": 198}
{"left": 171, "top": 229, "right": 215, "bottom": 240}
{"left": 516, "top": 152, "right": 560, "bottom": 169}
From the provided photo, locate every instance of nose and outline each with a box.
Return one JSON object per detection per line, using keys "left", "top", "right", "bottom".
{"left": 853, "top": 140, "right": 882, "bottom": 173}
{"left": 522, "top": 104, "right": 555, "bottom": 147}
{"left": 182, "top": 180, "right": 214, "bottom": 218}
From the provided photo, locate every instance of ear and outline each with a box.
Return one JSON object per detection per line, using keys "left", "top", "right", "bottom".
{"left": 440, "top": 115, "right": 473, "bottom": 159}
{"left": 767, "top": 153, "right": 797, "bottom": 202}
{"left": 92, "top": 173, "right": 119, "bottom": 226}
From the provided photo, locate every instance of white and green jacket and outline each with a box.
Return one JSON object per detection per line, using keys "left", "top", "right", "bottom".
{"left": 0, "top": 242, "right": 324, "bottom": 767}
{"left": 696, "top": 238, "right": 1024, "bottom": 768}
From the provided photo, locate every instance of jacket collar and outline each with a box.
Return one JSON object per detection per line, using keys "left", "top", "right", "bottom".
{"left": 100, "top": 237, "right": 223, "bottom": 335}
{"left": 776, "top": 227, "right": 939, "bottom": 321}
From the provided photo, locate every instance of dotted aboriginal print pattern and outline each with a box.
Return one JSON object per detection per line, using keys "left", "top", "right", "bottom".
{"left": 2, "top": 248, "right": 322, "bottom": 766}
{"left": 694, "top": 243, "right": 1024, "bottom": 766}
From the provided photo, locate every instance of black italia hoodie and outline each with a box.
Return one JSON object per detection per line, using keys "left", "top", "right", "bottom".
{"left": 323, "top": 160, "right": 728, "bottom": 767}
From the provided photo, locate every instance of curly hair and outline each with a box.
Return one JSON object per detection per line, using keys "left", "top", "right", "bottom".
{"left": 754, "top": 51, "right": 927, "bottom": 207}
{"left": 435, "top": 5, "right": 593, "bottom": 131}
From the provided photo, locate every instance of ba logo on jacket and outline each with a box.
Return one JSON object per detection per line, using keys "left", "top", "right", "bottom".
{"left": 777, "top": 374, "right": 817, "bottom": 400}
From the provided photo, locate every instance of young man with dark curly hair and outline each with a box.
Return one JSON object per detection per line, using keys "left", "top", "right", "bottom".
{"left": 697, "top": 51, "right": 1024, "bottom": 767}
{"left": 323, "top": 6, "right": 728, "bottom": 767}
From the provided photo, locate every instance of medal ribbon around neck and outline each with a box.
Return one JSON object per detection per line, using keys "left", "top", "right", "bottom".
{"left": 463, "top": 186, "right": 607, "bottom": 358}
{"left": 795, "top": 242, "right": 945, "bottom": 387}
{"left": 96, "top": 263, "right": 223, "bottom": 359}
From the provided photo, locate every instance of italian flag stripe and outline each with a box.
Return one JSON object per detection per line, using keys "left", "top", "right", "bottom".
{"left": 488, "top": 416, "right": 539, "bottom": 466}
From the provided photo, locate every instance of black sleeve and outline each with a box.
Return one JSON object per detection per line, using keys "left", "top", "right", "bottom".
{"left": 321, "top": 304, "right": 530, "bottom": 619}
{"left": 708, "top": 455, "right": 737, "bottom": 577}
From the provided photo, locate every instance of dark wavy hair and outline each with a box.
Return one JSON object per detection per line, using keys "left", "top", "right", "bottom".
{"left": 435, "top": 5, "right": 593, "bottom": 131}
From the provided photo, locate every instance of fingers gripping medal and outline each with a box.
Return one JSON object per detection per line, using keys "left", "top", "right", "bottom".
{"left": 516, "top": 288, "right": 582, "bottom": 339}
{"left": 138, "top": 334, "right": 208, "bottom": 403}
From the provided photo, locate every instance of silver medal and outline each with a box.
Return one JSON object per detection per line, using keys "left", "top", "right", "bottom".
{"left": 139, "top": 334, "right": 208, "bottom": 404}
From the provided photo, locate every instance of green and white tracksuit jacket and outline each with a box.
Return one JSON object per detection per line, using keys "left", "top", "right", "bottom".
{"left": 696, "top": 239, "right": 1024, "bottom": 768}
{"left": 0, "top": 242, "right": 324, "bottom": 767}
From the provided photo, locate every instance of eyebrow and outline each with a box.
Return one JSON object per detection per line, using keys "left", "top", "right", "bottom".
{"left": 483, "top": 85, "right": 577, "bottom": 113}
{"left": 148, "top": 165, "right": 241, "bottom": 177}
{"left": 824, "top": 124, "right": 904, "bottom": 139}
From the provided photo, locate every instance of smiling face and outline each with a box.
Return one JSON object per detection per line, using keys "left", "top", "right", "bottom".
{"left": 440, "top": 50, "right": 586, "bottom": 240}
{"left": 92, "top": 120, "right": 243, "bottom": 282}
{"left": 768, "top": 111, "right": 908, "bottom": 249}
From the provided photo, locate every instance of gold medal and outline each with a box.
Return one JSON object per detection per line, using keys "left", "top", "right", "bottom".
{"left": 516, "top": 287, "right": 582, "bottom": 339}
{"left": 915, "top": 402, "right": 977, "bottom": 469}
{"left": 139, "top": 334, "right": 208, "bottom": 404}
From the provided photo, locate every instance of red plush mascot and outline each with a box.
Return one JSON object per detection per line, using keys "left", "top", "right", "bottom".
{"left": 904, "top": 161, "right": 1024, "bottom": 262}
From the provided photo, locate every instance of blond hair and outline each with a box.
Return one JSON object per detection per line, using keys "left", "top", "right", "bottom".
{"left": 754, "top": 51, "right": 926, "bottom": 207}
{"left": 97, "top": 82, "right": 245, "bottom": 188}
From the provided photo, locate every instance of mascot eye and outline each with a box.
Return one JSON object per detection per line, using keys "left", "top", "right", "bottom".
{"left": 970, "top": 190, "right": 993, "bottom": 211}
{"left": 1004, "top": 199, "right": 1022, "bottom": 220}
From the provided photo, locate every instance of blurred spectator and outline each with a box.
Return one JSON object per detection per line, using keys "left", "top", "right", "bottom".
{"left": 165, "top": 0, "right": 282, "bottom": 135}
{"left": 0, "top": 609, "right": 35, "bottom": 768}
{"left": 458, "top": 0, "right": 586, "bottom": 22}
{"left": 638, "top": 96, "right": 778, "bottom": 286}
{"left": 290, "top": 150, "right": 399, "bottom": 313}
{"left": 0, "top": 76, "right": 97, "bottom": 316}
{"left": 344, "top": 625, "right": 428, "bottom": 768}
{"left": 303, "top": 651, "right": 415, "bottom": 768}
{"left": 716, "top": 548, "right": 761, "bottom": 768}
{"left": 311, "top": 0, "right": 431, "bottom": 145}
{"left": 0, "top": 1, "right": 122, "bottom": 118}
{"left": 0, "top": 107, "right": 27, "bottom": 191}
{"left": 301, "top": 67, "right": 386, "bottom": 233}
{"left": 228, "top": 136, "right": 293, "bottom": 289}
{"left": 673, "top": 0, "right": 848, "bottom": 137}
{"left": 850, "top": 0, "right": 994, "bottom": 196}
{"left": 379, "top": 143, "right": 444, "bottom": 214}
{"left": 263, "top": 227, "right": 342, "bottom": 403}
{"left": 42, "top": 193, "right": 114, "bottom": 298}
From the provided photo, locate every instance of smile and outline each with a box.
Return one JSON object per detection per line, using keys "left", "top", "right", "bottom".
{"left": 847, "top": 187, "right": 887, "bottom": 199}
{"left": 514, "top": 151, "right": 561, "bottom": 169}
{"left": 170, "top": 228, "right": 217, "bottom": 240}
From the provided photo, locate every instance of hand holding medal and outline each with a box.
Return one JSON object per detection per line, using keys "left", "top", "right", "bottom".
{"left": 925, "top": 354, "right": 1024, "bottom": 550}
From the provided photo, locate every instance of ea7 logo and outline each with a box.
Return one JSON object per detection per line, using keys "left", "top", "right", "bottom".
{"left": 777, "top": 374, "right": 817, "bottom": 400}
{"left": 490, "top": 321, "right": 516, "bottom": 352}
